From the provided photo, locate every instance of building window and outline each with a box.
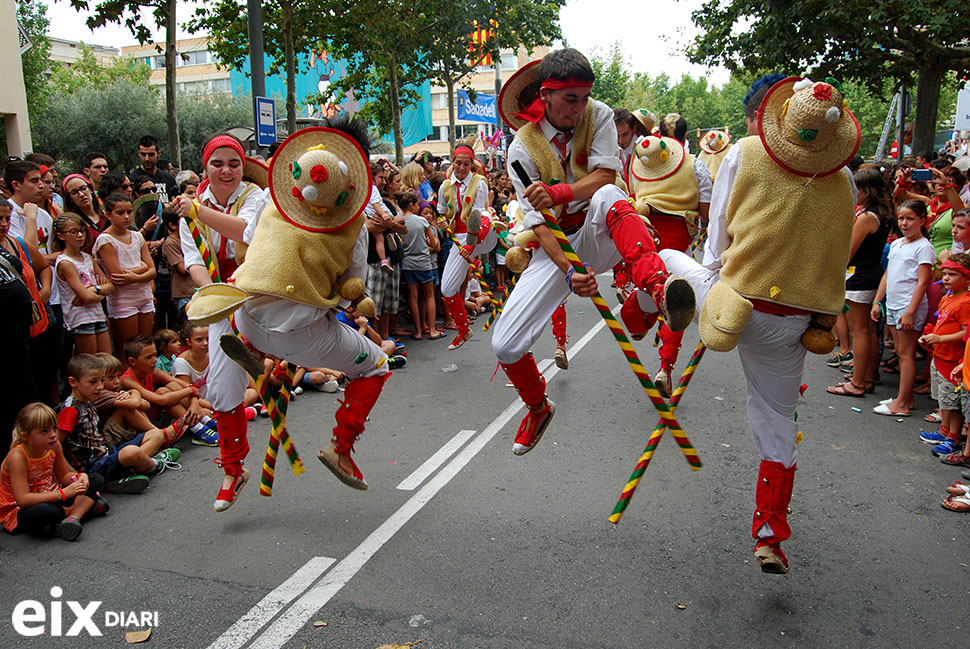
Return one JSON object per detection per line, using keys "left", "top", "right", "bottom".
{"left": 501, "top": 52, "right": 516, "bottom": 71}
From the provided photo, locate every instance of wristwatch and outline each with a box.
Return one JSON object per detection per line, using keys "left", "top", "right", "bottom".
{"left": 94, "top": 285, "right": 102, "bottom": 295}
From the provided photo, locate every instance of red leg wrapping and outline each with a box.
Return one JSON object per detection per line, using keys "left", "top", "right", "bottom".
{"left": 620, "top": 289, "right": 659, "bottom": 338}
{"left": 605, "top": 200, "right": 669, "bottom": 301}
{"left": 442, "top": 294, "right": 469, "bottom": 333}
{"left": 551, "top": 303, "right": 567, "bottom": 346}
{"left": 752, "top": 460, "right": 796, "bottom": 543}
{"left": 500, "top": 353, "right": 547, "bottom": 410}
{"left": 658, "top": 322, "right": 684, "bottom": 372}
{"left": 216, "top": 406, "right": 249, "bottom": 478}
{"left": 332, "top": 373, "right": 391, "bottom": 454}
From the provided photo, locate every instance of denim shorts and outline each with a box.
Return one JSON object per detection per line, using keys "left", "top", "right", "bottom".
{"left": 70, "top": 320, "right": 109, "bottom": 336}
{"left": 87, "top": 433, "right": 146, "bottom": 481}
{"left": 400, "top": 268, "right": 435, "bottom": 285}
{"left": 886, "top": 303, "right": 928, "bottom": 330}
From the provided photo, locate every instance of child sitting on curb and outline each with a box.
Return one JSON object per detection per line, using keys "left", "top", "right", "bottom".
{"left": 1, "top": 403, "right": 108, "bottom": 541}
{"left": 57, "top": 355, "right": 180, "bottom": 494}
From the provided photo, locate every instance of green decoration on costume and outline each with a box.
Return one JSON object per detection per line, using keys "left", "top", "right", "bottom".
{"left": 354, "top": 352, "right": 368, "bottom": 364}
{"left": 660, "top": 140, "right": 667, "bottom": 150}
{"left": 549, "top": 178, "right": 562, "bottom": 186}
{"left": 336, "top": 191, "right": 349, "bottom": 206}
{"left": 292, "top": 160, "right": 302, "bottom": 179}
{"left": 797, "top": 129, "right": 819, "bottom": 142}
{"left": 824, "top": 77, "right": 843, "bottom": 93}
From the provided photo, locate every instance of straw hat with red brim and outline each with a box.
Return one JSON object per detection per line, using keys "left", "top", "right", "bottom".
{"left": 699, "top": 129, "right": 731, "bottom": 154}
{"left": 757, "top": 76, "right": 861, "bottom": 178}
{"left": 268, "top": 127, "right": 371, "bottom": 233}
{"left": 630, "top": 135, "right": 685, "bottom": 182}
{"left": 243, "top": 157, "right": 269, "bottom": 189}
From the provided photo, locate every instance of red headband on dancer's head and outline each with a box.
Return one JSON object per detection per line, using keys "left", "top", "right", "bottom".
{"left": 202, "top": 135, "right": 246, "bottom": 168}
{"left": 453, "top": 146, "right": 475, "bottom": 160}
{"left": 515, "top": 78, "right": 594, "bottom": 125}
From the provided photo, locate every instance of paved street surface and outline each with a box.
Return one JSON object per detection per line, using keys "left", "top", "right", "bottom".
{"left": 1, "top": 275, "right": 967, "bottom": 649}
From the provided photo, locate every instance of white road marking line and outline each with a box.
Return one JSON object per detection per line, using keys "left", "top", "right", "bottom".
{"left": 206, "top": 556, "right": 336, "bottom": 649}
{"left": 396, "top": 429, "right": 477, "bottom": 491}
{"left": 235, "top": 305, "right": 618, "bottom": 649}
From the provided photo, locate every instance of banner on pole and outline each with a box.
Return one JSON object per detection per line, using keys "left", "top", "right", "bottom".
{"left": 457, "top": 89, "right": 497, "bottom": 125}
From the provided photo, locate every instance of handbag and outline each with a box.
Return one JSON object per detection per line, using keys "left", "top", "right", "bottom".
{"left": 7, "top": 237, "right": 50, "bottom": 336}
{"left": 0, "top": 248, "right": 43, "bottom": 326}
{"left": 384, "top": 231, "right": 406, "bottom": 266}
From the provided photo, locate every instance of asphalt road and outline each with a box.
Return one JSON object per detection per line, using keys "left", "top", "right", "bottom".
{"left": 1, "top": 276, "right": 967, "bottom": 649}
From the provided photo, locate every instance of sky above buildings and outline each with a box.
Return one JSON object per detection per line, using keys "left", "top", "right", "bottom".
{"left": 40, "top": 0, "right": 731, "bottom": 87}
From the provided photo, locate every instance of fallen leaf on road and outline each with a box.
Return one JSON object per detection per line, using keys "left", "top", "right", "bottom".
{"left": 125, "top": 629, "right": 151, "bottom": 644}
{"left": 376, "top": 642, "right": 423, "bottom": 649}
{"left": 675, "top": 603, "right": 687, "bottom": 610}
{"left": 721, "top": 444, "right": 730, "bottom": 448}
{"left": 313, "top": 621, "right": 328, "bottom": 627}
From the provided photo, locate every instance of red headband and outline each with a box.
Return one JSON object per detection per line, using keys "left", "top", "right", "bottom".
{"left": 942, "top": 259, "right": 970, "bottom": 278}
{"left": 515, "top": 78, "right": 594, "bottom": 124}
{"left": 61, "top": 173, "right": 91, "bottom": 194}
{"left": 453, "top": 146, "right": 475, "bottom": 160}
{"left": 202, "top": 135, "right": 246, "bottom": 168}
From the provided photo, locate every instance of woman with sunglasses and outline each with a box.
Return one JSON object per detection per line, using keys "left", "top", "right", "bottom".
{"left": 97, "top": 171, "right": 134, "bottom": 202}
{"left": 60, "top": 175, "right": 106, "bottom": 254}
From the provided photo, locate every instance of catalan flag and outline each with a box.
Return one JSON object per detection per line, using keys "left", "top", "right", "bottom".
{"left": 469, "top": 19, "right": 498, "bottom": 67}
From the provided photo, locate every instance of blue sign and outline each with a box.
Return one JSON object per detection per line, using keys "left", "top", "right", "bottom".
{"left": 457, "top": 89, "right": 497, "bottom": 125}
{"left": 255, "top": 96, "right": 277, "bottom": 146}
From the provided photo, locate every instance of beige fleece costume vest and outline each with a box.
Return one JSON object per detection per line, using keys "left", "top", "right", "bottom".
{"left": 440, "top": 173, "right": 485, "bottom": 226}
{"left": 719, "top": 136, "right": 853, "bottom": 314}
{"left": 629, "top": 155, "right": 701, "bottom": 237}
{"left": 698, "top": 144, "right": 732, "bottom": 179}
{"left": 230, "top": 206, "right": 363, "bottom": 309}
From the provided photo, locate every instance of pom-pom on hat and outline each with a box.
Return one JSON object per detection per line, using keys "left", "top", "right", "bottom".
{"left": 269, "top": 126, "right": 372, "bottom": 232}
{"left": 758, "top": 76, "right": 861, "bottom": 178}
{"left": 633, "top": 108, "right": 657, "bottom": 136}
{"left": 699, "top": 129, "right": 731, "bottom": 154}
{"left": 630, "top": 135, "right": 685, "bottom": 182}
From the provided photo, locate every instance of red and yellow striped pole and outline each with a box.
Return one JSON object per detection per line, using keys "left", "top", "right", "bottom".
{"left": 445, "top": 227, "right": 497, "bottom": 304}
{"left": 610, "top": 342, "right": 706, "bottom": 524}
{"left": 511, "top": 159, "right": 699, "bottom": 471}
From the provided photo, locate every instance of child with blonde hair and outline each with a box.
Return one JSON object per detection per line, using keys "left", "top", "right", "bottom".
{"left": 1, "top": 403, "right": 107, "bottom": 540}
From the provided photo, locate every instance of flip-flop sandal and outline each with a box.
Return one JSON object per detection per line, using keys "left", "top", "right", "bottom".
{"left": 826, "top": 383, "right": 866, "bottom": 397}
{"left": 872, "top": 403, "right": 910, "bottom": 416}
{"left": 925, "top": 412, "right": 943, "bottom": 423}
{"left": 941, "top": 494, "right": 970, "bottom": 512}
{"left": 428, "top": 332, "right": 447, "bottom": 340}
{"left": 946, "top": 481, "right": 970, "bottom": 496}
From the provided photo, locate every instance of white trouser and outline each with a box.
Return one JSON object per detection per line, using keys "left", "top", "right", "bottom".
{"left": 492, "top": 185, "right": 627, "bottom": 364}
{"left": 659, "top": 249, "right": 806, "bottom": 468}
{"left": 207, "top": 317, "right": 250, "bottom": 412}
{"left": 440, "top": 229, "right": 498, "bottom": 298}
{"left": 235, "top": 306, "right": 389, "bottom": 380}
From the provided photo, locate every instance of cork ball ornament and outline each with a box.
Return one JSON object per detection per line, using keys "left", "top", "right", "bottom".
{"left": 504, "top": 246, "right": 532, "bottom": 273}
{"left": 339, "top": 277, "right": 366, "bottom": 301}
{"left": 357, "top": 296, "right": 376, "bottom": 319}
{"left": 800, "top": 313, "right": 838, "bottom": 354}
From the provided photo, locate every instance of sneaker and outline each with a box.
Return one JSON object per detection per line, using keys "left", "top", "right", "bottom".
{"left": 380, "top": 259, "right": 393, "bottom": 274}
{"left": 826, "top": 351, "right": 852, "bottom": 367}
{"left": 754, "top": 541, "right": 789, "bottom": 574}
{"left": 940, "top": 451, "right": 970, "bottom": 467}
{"left": 192, "top": 425, "right": 219, "bottom": 447}
{"left": 838, "top": 360, "right": 854, "bottom": 373}
{"left": 103, "top": 475, "right": 150, "bottom": 494}
{"left": 919, "top": 429, "right": 947, "bottom": 445}
{"left": 512, "top": 399, "right": 556, "bottom": 456}
{"left": 147, "top": 448, "right": 182, "bottom": 476}
{"left": 554, "top": 344, "right": 569, "bottom": 370}
{"left": 387, "top": 355, "right": 407, "bottom": 370}
{"left": 244, "top": 406, "right": 257, "bottom": 421}
{"left": 56, "top": 516, "right": 83, "bottom": 542}
{"left": 293, "top": 386, "right": 304, "bottom": 395}
{"left": 91, "top": 497, "right": 110, "bottom": 516}
{"left": 320, "top": 379, "right": 340, "bottom": 393}
{"left": 655, "top": 368, "right": 672, "bottom": 400}
{"left": 932, "top": 438, "right": 963, "bottom": 457}
{"left": 259, "top": 405, "right": 270, "bottom": 417}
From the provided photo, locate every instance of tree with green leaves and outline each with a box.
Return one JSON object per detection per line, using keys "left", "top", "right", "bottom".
{"left": 16, "top": 0, "right": 52, "bottom": 119}
{"left": 189, "top": 0, "right": 321, "bottom": 134}
{"left": 67, "top": 0, "right": 185, "bottom": 167}
{"left": 688, "top": 0, "right": 970, "bottom": 154}
{"left": 49, "top": 43, "right": 152, "bottom": 95}
{"left": 589, "top": 41, "right": 630, "bottom": 110}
